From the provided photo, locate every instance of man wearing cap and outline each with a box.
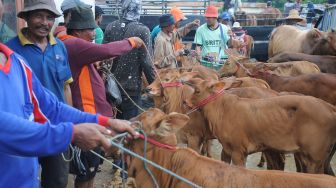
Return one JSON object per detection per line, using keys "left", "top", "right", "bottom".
{"left": 0, "top": 41, "right": 138, "bottom": 187}
{"left": 154, "top": 13, "right": 199, "bottom": 68}
{"left": 6, "top": 0, "right": 73, "bottom": 187}
{"left": 104, "top": 0, "right": 155, "bottom": 120}
{"left": 285, "top": 9, "right": 305, "bottom": 28}
{"left": 219, "top": 12, "right": 232, "bottom": 28}
{"left": 95, "top": 5, "right": 104, "bottom": 44}
{"left": 53, "top": 0, "right": 91, "bottom": 38}
{"left": 60, "top": 6, "right": 144, "bottom": 188}
{"left": 151, "top": 7, "right": 200, "bottom": 50}
{"left": 193, "top": 5, "right": 242, "bottom": 70}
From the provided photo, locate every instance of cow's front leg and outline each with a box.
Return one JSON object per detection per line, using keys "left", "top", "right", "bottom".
{"left": 231, "top": 151, "right": 247, "bottom": 167}
{"left": 221, "top": 150, "right": 231, "bottom": 163}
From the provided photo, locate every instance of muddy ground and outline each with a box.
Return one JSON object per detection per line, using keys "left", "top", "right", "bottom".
{"left": 66, "top": 139, "right": 336, "bottom": 188}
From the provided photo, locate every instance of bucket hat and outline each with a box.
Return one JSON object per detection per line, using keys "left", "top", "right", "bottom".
{"left": 66, "top": 6, "right": 98, "bottom": 30}
{"left": 170, "top": 7, "right": 187, "bottom": 23}
{"left": 204, "top": 6, "right": 218, "bottom": 18}
{"left": 17, "top": 0, "right": 61, "bottom": 19}
{"left": 61, "top": 0, "right": 91, "bottom": 12}
{"left": 159, "top": 14, "right": 175, "bottom": 28}
{"left": 286, "top": 9, "right": 303, "bottom": 22}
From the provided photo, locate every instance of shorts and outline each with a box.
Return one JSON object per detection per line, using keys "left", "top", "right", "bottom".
{"left": 70, "top": 147, "right": 103, "bottom": 182}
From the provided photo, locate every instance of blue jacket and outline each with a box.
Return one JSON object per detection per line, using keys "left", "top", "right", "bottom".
{"left": 0, "top": 43, "right": 103, "bottom": 187}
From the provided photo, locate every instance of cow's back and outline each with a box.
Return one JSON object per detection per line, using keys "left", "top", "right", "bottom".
{"left": 268, "top": 25, "right": 306, "bottom": 57}
{"left": 271, "top": 61, "right": 320, "bottom": 76}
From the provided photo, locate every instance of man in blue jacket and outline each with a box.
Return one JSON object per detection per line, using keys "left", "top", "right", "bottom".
{"left": 0, "top": 42, "right": 138, "bottom": 188}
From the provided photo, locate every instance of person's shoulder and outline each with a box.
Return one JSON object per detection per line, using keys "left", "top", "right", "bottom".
{"left": 130, "top": 21, "right": 150, "bottom": 31}
{"left": 196, "top": 24, "right": 208, "bottom": 32}
{"left": 155, "top": 32, "right": 166, "bottom": 42}
{"left": 219, "top": 23, "right": 229, "bottom": 31}
{"left": 105, "top": 20, "right": 122, "bottom": 31}
{"left": 5, "top": 36, "right": 20, "bottom": 48}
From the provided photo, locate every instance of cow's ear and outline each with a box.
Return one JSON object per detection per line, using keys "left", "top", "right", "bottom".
{"left": 179, "top": 72, "right": 199, "bottom": 82}
{"left": 210, "top": 81, "right": 229, "bottom": 92}
{"left": 152, "top": 113, "right": 190, "bottom": 136}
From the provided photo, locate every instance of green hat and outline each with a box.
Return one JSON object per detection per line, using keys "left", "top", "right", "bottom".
{"left": 66, "top": 6, "right": 98, "bottom": 30}
{"left": 17, "top": 0, "right": 62, "bottom": 19}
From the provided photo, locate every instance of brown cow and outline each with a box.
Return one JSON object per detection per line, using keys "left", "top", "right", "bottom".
{"left": 219, "top": 56, "right": 320, "bottom": 77}
{"left": 126, "top": 108, "right": 336, "bottom": 188}
{"left": 268, "top": 52, "right": 336, "bottom": 74}
{"left": 250, "top": 69, "right": 336, "bottom": 105}
{"left": 235, "top": 11, "right": 257, "bottom": 26}
{"left": 184, "top": 77, "right": 336, "bottom": 174}
{"left": 152, "top": 70, "right": 287, "bottom": 170}
{"left": 268, "top": 25, "right": 336, "bottom": 57}
{"left": 259, "top": 7, "right": 282, "bottom": 25}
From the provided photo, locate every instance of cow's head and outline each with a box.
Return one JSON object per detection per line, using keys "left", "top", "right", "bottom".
{"left": 146, "top": 69, "right": 182, "bottom": 108}
{"left": 311, "top": 29, "right": 336, "bottom": 56}
{"left": 218, "top": 56, "right": 239, "bottom": 77}
{"left": 127, "top": 108, "right": 189, "bottom": 178}
{"left": 184, "top": 77, "right": 238, "bottom": 109}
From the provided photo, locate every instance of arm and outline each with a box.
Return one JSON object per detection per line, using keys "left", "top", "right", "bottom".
{"left": 139, "top": 28, "right": 155, "bottom": 84}
{"left": 64, "top": 84, "right": 73, "bottom": 106}
{"left": 176, "top": 20, "right": 200, "bottom": 38}
{"left": 193, "top": 27, "right": 203, "bottom": 59}
{"left": 0, "top": 110, "right": 73, "bottom": 157}
{"left": 66, "top": 38, "right": 134, "bottom": 68}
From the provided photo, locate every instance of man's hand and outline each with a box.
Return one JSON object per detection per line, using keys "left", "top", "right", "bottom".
{"left": 191, "top": 19, "right": 201, "bottom": 28}
{"left": 73, "top": 123, "right": 112, "bottom": 151}
{"left": 128, "top": 37, "right": 145, "bottom": 49}
{"left": 105, "top": 119, "right": 139, "bottom": 139}
{"left": 174, "top": 49, "right": 184, "bottom": 57}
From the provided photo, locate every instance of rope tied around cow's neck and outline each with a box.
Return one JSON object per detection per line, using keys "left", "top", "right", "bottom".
{"left": 186, "top": 87, "right": 226, "bottom": 115}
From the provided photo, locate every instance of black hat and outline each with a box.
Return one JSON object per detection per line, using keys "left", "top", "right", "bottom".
{"left": 159, "top": 14, "right": 175, "bottom": 28}
{"left": 95, "top": 5, "right": 104, "bottom": 17}
{"left": 66, "top": 6, "right": 98, "bottom": 30}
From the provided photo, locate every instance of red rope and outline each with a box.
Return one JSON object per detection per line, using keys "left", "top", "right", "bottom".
{"left": 188, "top": 88, "right": 226, "bottom": 113}
{"left": 161, "top": 82, "right": 183, "bottom": 88}
{"left": 139, "top": 134, "right": 176, "bottom": 151}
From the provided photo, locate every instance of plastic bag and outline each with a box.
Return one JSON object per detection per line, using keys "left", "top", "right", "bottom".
{"left": 105, "top": 73, "right": 122, "bottom": 105}
{"left": 69, "top": 146, "right": 86, "bottom": 176}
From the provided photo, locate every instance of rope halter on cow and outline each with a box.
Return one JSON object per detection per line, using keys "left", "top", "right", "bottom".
{"left": 161, "top": 81, "right": 184, "bottom": 88}
{"left": 107, "top": 125, "right": 202, "bottom": 188}
{"left": 185, "top": 85, "right": 226, "bottom": 115}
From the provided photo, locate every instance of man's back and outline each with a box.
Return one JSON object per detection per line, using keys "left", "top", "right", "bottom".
{"left": 104, "top": 19, "right": 154, "bottom": 96}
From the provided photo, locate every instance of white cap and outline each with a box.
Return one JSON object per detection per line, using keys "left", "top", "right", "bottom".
{"left": 232, "top": 22, "right": 241, "bottom": 28}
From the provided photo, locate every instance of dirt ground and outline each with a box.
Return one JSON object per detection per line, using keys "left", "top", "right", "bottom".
{"left": 65, "top": 139, "right": 336, "bottom": 188}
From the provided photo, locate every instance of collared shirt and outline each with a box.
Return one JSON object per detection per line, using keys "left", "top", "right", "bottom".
{"left": 154, "top": 31, "right": 177, "bottom": 69}
{"left": 6, "top": 28, "right": 72, "bottom": 103}
{"left": 0, "top": 43, "right": 103, "bottom": 188}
